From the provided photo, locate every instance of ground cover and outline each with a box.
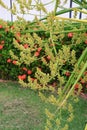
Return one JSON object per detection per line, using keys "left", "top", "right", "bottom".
{"left": 0, "top": 81, "right": 87, "bottom": 130}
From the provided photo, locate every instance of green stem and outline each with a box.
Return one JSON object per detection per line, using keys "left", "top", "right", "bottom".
{"left": 55, "top": 61, "right": 87, "bottom": 114}
{"left": 50, "top": 31, "right": 57, "bottom": 55}
{"left": 54, "top": 0, "right": 58, "bottom": 15}
{"left": 73, "top": 0, "right": 87, "bottom": 9}
{"left": 64, "top": 61, "right": 87, "bottom": 101}
{"left": 54, "top": 28, "right": 87, "bottom": 34}
{"left": 29, "top": 6, "right": 83, "bottom": 25}
{"left": 21, "top": 25, "right": 87, "bottom": 35}
{"left": 63, "top": 47, "right": 87, "bottom": 94}
{"left": 39, "top": 6, "right": 83, "bottom": 21}
{"left": 21, "top": 29, "right": 45, "bottom": 34}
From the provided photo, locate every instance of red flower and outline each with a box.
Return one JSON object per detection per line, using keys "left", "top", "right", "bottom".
{"left": 80, "top": 79, "right": 85, "bottom": 84}
{"left": 27, "top": 70, "right": 32, "bottom": 75}
{"left": 1, "top": 40, "right": 5, "bottom": 44}
{"left": 7, "top": 59, "right": 11, "bottom": 63}
{"left": 18, "top": 75, "right": 22, "bottom": 80}
{"left": 22, "top": 67, "right": 27, "bottom": 71}
{"left": 0, "top": 45, "right": 3, "bottom": 50}
{"left": 37, "top": 47, "right": 42, "bottom": 52}
{"left": 16, "top": 39, "right": 20, "bottom": 43}
{"left": 23, "top": 44, "right": 29, "bottom": 49}
{"left": 16, "top": 32, "right": 21, "bottom": 37}
{"left": 85, "top": 40, "right": 87, "bottom": 44}
{"left": 11, "top": 26, "right": 14, "bottom": 29}
{"left": 34, "top": 51, "right": 40, "bottom": 57}
{"left": 74, "top": 83, "right": 79, "bottom": 89}
{"left": 84, "top": 71, "right": 87, "bottom": 75}
{"left": 0, "top": 25, "right": 3, "bottom": 29}
{"left": 18, "top": 74, "right": 26, "bottom": 80}
{"left": 47, "top": 55, "right": 51, "bottom": 60}
{"left": 30, "top": 78, "right": 35, "bottom": 82}
{"left": 12, "top": 60, "right": 17, "bottom": 65}
{"left": 68, "top": 32, "right": 73, "bottom": 38}
{"left": 22, "top": 74, "right": 26, "bottom": 80}
{"left": 65, "top": 71, "right": 70, "bottom": 77}
{"left": 86, "top": 85, "right": 87, "bottom": 88}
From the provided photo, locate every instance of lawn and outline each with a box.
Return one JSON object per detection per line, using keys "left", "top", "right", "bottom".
{"left": 0, "top": 81, "right": 87, "bottom": 130}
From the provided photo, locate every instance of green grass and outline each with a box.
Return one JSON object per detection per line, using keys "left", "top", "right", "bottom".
{"left": 0, "top": 81, "right": 87, "bottom": 130}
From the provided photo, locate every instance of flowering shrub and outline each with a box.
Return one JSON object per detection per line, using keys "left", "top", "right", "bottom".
{"left": 0, "top": 19, "right": 87, "bottom": 91}
{"left": 8, "top": 20, "right": 87, "bottom": 93}
{"left": 0, "top": 0, "right": 87, "bottom": 130}
{"left": 0, "top": 20, "right": 21, "bottom": 80}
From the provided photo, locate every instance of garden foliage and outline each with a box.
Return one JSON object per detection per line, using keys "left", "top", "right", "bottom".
{"left": 0, "top": 0, "right": 87, "bottom": 130}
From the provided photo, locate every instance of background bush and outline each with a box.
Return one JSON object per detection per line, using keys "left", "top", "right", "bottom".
{"left": 0, "top": 19, "right": 87, "bottom": 93}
